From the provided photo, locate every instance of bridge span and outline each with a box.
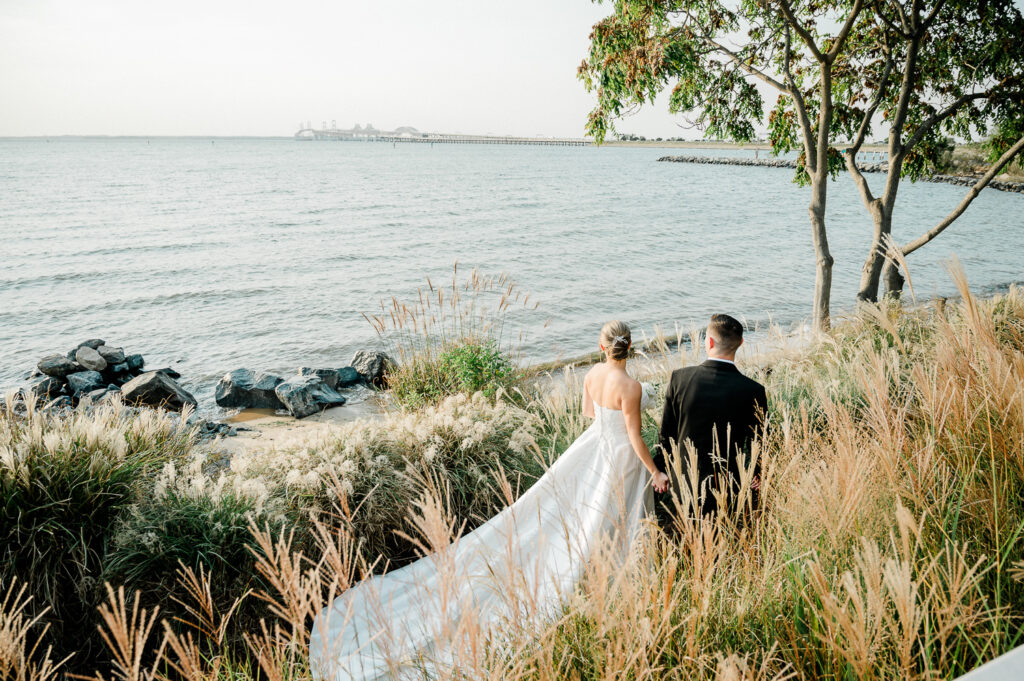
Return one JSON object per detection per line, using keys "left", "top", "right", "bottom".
{"left": 294, "top": 127, "right": 591, "bottom": 147}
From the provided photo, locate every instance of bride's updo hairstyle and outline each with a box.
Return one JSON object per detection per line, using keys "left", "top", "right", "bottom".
{"left": 600, "top": 320, "right": 632, "bottom": 360}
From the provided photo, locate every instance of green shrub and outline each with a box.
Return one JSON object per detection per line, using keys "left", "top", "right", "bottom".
{"left": 439, "top": 340, "right": 517, "bottom": 395}
{"left": 390, "top": 340, "right": 519, "bottom": 408}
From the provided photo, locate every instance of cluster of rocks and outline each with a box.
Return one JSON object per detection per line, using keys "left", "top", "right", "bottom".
{"left": 215, "top": 350, "right": 393, "bottom": 419}
{"left": 24, "top": 339, "right": 197, "bottom": 411}
{"left": 657, "top": 155, "right": 1024, "bottom": 193}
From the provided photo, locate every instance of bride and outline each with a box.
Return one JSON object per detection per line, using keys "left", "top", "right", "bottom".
{"left": 309, "top": 320, "right": 671, "bottom": 680}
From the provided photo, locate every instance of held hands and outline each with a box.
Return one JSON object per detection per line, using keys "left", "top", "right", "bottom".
{"left": 651, "top": 471, "right": 670, "bottom": 494}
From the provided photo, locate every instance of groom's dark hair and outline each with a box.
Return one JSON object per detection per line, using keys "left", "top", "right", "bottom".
{"left": 708, "top": 313, "right": 744, "bottom": 354}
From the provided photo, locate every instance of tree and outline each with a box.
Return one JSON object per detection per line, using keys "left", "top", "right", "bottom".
{"left": 579, "top": 0, "right": 865, "bottom": 332}
{"left": 840, "top": 0, "right": 1024, "bottom": 301}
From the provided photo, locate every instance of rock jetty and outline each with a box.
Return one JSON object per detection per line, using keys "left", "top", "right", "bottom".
{"left": 214, "top": 350, "right": 393, "bottom": 419}
{"left": 21, "top": 339, "right": 196, "bottom": 412}
{"left": 656, "top": 155, "right": 1024, "bottom": 193}
{"left": 10, "top": 342, "right": 395, "bottom": 422}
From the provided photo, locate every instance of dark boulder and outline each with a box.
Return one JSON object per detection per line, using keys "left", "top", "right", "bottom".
{"left": 97, "top": 345, "right": 126, "bottom": 365}
{"left": 336, "top": 366, "right": 362, "bottom": 388}
{"left": 351, "top": 350, "right": 394, "bottom": 388}
{"left": 24, "top": 375, "right": 65, "bottom": 401}
{"left": 78, "top": 338, "right": 106, "bottom": 350}
{"left": 43, "top": 395, "right": 73, "bottom": 412}
{"left": 275, "top": 375, "right": 346, "bottom": 419}
{"left": 121, "top": 371, "right": 197, "bottom": 411}
{"left": 215, "top": 369, "right": 285, "bottom": 409}
{"left": 66, "top": 371, "right": 105, "bottom": 396}
{"left": 75, "top": 346, "right": 107, "bottom": 372}
{"left": 152, "top": 367, "right": 182, "bottom": 379}
{"left": 297, "top": 367, "right": 362, "bottom": 390}
{"left": 125, "top": 354, "right": 145, "bottom": 372}
{"left": 67, "top": 339, "right": 106, "bottom": 359}
{"left": 38, "top": 354, "right": 79, "bottom": 378}
{"left": 84, "top": 387, "right": 121, "bottom": 405}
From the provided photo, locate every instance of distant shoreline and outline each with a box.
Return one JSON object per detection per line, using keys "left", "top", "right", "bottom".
{"left": 603, "top": 139, "right": 890, "bottom": 151}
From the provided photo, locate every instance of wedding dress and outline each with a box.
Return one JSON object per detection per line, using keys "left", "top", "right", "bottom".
{"left": 309, "top": 399, "right": 655, "bottom": 680}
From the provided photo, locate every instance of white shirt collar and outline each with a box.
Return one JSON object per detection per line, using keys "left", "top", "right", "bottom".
{"left": 707, "top": 357, "right": 736, "bottom": 365}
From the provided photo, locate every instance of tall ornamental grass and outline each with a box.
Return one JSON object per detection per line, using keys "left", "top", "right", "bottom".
{"left": 6, "top": 266, "right": 1024, "bottom": 681}
{"left": 153, "top": 391, "right": 542, "bottom": 570}
{"left": 365, "top": 265, "right": 538, "bottom": 407}
{"left": 0, "top": 399, "right": 195, "bottom": 665}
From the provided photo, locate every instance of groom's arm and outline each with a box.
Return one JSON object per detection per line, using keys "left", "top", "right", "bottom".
{"left": 656, "top": 374, "right": 679, "bottom": 474}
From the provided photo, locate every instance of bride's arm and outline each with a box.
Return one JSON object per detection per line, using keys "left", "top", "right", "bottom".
{"left": 582, "top": 371, "right": 595, "bottom": 419}
{"left": 622, "top": 383, "right": 670, "bottom": 491}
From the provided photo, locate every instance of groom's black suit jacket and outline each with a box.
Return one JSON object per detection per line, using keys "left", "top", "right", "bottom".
{"left": 656, "top": 359, "right": 767, "bottom": 517}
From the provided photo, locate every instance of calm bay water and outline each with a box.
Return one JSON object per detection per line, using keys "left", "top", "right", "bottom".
{"left": 1, "top": 137, "right": 1022, "bottom": 406}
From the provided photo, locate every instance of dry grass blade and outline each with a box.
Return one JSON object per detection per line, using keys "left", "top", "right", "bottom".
{"left": 76, "top": 585, "right": 163, "bottom": 681}
{"left": 0, "top": 579, "right": 67, "bottom": 681}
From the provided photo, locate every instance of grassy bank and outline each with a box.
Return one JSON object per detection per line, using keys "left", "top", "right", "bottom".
{"left": 3, "top": 267, "right": 1023, "bottom": 680}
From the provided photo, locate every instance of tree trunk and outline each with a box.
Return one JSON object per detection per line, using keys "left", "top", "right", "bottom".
{"left": 809, "top": 176, "right": 834, "bottom": 332}
{"left": 882, "top": 258, "right": 904, "bottom": 299}
{"left": 856, "top": 201, "right": 891, "bottom": 302}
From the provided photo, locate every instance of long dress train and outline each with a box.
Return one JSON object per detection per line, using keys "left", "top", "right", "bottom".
{"left": 309, "top": 404, "right": 654, "bottom": 680}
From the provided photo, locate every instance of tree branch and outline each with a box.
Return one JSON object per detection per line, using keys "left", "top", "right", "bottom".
{"left": 888, "top": 0, "right": 913, "bottom": 34}
{"left": 702, "top": 37, "right": 790, "bottom": 92}
{"left": 851, "top": 47, "right": 894, "bottom": 153}
{"left": 900, "top": 134, "right": 1024, "bottom": 256}
{"left": 828, "top": 0, "right": 866, "bottom": 60}
{"left": 903, "top": 91, "right": 995, "bottom": 152}
{"left": 778, "top": 0, "right": 824, "bottom": 61}
{"left": 783, "top": 27, "right": 817, "bottom": 168}
{"left": 923, "top": 0, "right": 949, "bottom": 27}
{"left": 844, "top": 47, "right": 894, "bottom": 207}
{"left": 875, "top": 2, "right": 911, "bottom": 38}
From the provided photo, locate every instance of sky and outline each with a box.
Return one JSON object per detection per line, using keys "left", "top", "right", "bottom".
{"left": 0, "top": 0, "right": 686, "bottom": 138}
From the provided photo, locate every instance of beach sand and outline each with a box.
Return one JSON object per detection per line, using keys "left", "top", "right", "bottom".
{"left": 207, "top": 387, "right": 387, "bottom": 455}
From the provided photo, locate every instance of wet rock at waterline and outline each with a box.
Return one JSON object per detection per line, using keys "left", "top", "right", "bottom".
{"left": 215, "top": 369, "right": 285, "bottom": 409}
{"left": 298, "top": 366, "right": 363, "bottom": 391}
{"left": 275, "top": 374, "right": 347, "bottom": 419}
{"left": 335, "top": 366, "right": 362, "bottom": 388}
{"left": 120, "top": 371, "right": 197, "bottom": 411}
{"left": 351, "top": 350, "right": 394, "bottom": 388}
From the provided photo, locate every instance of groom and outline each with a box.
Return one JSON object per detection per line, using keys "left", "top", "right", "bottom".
{"left": 654, "top": 314, "right": 768, "bottom": 524}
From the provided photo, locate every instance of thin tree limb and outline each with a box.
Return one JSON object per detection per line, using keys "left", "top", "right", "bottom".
{"left": 845, "top": 43, "right": 895, "bottom": 207}
{"left": 700, "top": 36, "right": 790, "bottom": 92}
{"left": 903, "top": 90, "right": 996, "bottom": 151}
{"left": 923, "top": 0, "right": 949, "bottom": 27}
{"left": 782, "top": 27, "right": 818, "bottom": 168}
{"left": 828, "top": 0, "right": 866, "bottom": 60}
{"left": 778, "top": 0, "right": 824, "bottom": 61}
{"left": 900, "top": 134, "right": 1024, "bottom": 256}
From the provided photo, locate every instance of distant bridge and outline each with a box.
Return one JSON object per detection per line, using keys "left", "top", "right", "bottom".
{"left": 294, "top": 127, "right": 591, "bottom": 147}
